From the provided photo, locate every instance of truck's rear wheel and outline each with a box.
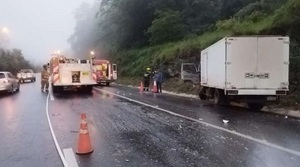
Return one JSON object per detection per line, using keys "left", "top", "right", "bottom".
{"left": 199, "top": 87, "right": 207, "bottom": 100}
{"left": 214, "top": 89, "right": 227, "bottom": 105}
{"left": 106, "top": 82, "right": 110, "bottom": 86}
{"left": 86, "top": 86, "right": 93, "bottom": 93}
{"left": 52, "top": 85, "right": 61, "bottom": 94}
{"left": 80, "top": 86, "right": 93, "bottom": 93}
{"left": 248, "top": 103, "right": 264, "bottom": 111}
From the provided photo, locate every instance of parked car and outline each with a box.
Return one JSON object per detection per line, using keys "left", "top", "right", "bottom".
{"left": 0, "top": 71, "right": 20, "bottom": 93}
{"left": 17, "top": 69, "right": 36, "bottom": 83}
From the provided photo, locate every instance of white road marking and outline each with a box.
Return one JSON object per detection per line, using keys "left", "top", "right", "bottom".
{"left": 50, "top": 90, "right": 55, "bottom": 101}
{"left": 46, "top": 93, "right": 69, "bottom": 167}
{"left": 94, "top": 87, "right": 300, "bottom": 157}
{"left": 63, "top": 148, "right": 79, "bottom": 167}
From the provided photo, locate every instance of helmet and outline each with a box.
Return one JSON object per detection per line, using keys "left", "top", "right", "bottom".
{"left": 146, "top": 68, "right": 151, "bottom": 71}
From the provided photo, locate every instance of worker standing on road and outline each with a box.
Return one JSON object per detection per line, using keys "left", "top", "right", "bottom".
{"left": 41, "top": 64, "right": 50, "bottom": 92}
{"left": 143, "top": 68, "right": 152, "bottom": 91}
{"left": 154, "top": 69, "right": 164, "bottom": 93}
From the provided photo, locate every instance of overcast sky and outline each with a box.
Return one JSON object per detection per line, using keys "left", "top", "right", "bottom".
{"left": 0, "top": 0, "right": 95, "bottom": 65}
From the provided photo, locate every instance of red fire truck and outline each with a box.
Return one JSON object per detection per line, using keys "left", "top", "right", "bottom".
{"left": 92, "top": 59, "right": 117, "bottom": 86}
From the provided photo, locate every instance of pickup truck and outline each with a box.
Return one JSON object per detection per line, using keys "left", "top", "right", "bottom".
{"left": 17, "top": 69, "right": 36, "bottom": 83}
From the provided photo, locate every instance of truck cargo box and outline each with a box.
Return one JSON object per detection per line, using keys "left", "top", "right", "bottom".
{"left": 201, "top": 36, "right": 289, "bottom": 96}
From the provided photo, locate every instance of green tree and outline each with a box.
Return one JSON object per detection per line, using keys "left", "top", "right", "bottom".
{"left": 0, "top": 48, "right": 33, "bottom": 74}
{"left": 147, "top": 10, "right": 187, "bottom": 45}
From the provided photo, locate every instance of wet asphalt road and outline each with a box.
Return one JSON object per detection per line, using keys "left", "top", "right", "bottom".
{"left": 1, "top": 79, "right": 300, "bottom": 167}
{"left": 0, "top": 80, "right": 61, "bottom": 167}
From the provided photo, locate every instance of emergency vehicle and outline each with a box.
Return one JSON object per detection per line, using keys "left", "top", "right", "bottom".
{"left": 92, "top": 59, "right": 117, "bottom": 86}
{"left": 49, "top": 54, "right": 97, "bottom": 93}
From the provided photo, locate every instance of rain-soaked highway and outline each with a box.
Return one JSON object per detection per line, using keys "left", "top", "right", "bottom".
{"left": 1, "top": 77, "right": 300, "bottom": 167}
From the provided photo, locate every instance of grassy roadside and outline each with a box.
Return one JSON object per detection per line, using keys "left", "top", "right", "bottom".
{"left": 116, "top": 77, "right": 198, "bottom": 95}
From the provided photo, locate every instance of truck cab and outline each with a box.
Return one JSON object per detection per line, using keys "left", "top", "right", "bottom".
{"left": 181, "top": 63, "right": 199, "bottom": 84}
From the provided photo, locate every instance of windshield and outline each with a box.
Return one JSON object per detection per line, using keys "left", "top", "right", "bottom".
{"left": 20, "top": 69, "right": 33, "bottom": 73}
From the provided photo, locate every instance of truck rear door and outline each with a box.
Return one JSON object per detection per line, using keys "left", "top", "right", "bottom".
{"left": 58, "top": 61, "right": 95, "bottom": 85}
{"left": 112, "top": 64, "right": 117, "bottom": 80}
{"left": 226, "top": 37, "right": 257, "bottom": 89}
{"left": 256, "top": 37, "right": 289, "bottom": 89}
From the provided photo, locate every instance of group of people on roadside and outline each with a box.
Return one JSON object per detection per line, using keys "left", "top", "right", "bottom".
{"left": 143, "top": 67, "right": 164, "bottom": 93}
{"left": 42, "top": 65, "right": 164, "bottom": 93}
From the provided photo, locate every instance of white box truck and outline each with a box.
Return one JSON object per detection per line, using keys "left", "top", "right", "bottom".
{"left": 199, "top": 36, "right": 289, "bottom": 110}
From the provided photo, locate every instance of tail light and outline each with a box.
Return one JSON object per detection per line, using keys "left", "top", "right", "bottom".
{"left": 3, "top": 79, "right": 9, "bottom": 83}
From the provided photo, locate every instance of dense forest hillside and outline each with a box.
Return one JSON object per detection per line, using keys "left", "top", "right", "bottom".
{"left": 69, "top": 0, "right": 300, "bottom": 104}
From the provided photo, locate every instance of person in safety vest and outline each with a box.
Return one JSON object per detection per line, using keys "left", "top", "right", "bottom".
{"left": 41, "top": 64, "right": 50, "bottom": 92}
{"left": 143, "top": 67, "right": 152, "bottom": 91}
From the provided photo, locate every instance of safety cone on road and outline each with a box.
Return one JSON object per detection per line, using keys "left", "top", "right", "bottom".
{"left": 152, "top": 80, "right": 158, "bottom": 93}
{"left": 76, "top": 113, "right": 93, "bottom": 155}
{"left": 139, "top": 81, "right": 144, "bottom": 93}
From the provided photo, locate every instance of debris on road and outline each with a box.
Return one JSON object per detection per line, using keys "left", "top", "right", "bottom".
{"left": 223, "top": 120, "right": 229, "bottom": 124}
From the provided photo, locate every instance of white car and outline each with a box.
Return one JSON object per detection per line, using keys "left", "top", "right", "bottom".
{"left": 0, "top": 71, "right": 20, "bottom": 93}
{"left": 17, "top": 69, "right": 36, "bottom": 83}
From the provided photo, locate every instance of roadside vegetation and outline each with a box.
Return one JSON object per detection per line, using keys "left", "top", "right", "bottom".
{"left": 70, "top": 0, "right": 300, "bottom": 106}
{"left": 0, "top": 48, "right": 34, "bottom": 75}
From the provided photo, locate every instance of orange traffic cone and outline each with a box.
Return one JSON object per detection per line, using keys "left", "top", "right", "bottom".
{"left": 152, "top": 80, "right": 158, "bottom": 93}
{"left": 139, "top": 81, "right": 144, "bottom": 93}
{"left": 76, "top": 113, "right": 93, "bottom": 155}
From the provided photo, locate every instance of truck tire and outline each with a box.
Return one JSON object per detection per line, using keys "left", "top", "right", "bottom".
{"left": 106, "top": 82, "right": 110, "bottom": 86}
{"left": 87, "top": 86, "right": 93, "bottom": 92}
{"left": 248, "top": 103, "right": 264, "bottom": 111}
{"left": 16, "top": 84, "right": 20, "bottom": 92}
{"left": 83, "top": 86, "right": 93, "bottom": 93}
{"left": 214, "top": 89, "right": 227, "bottom": 105}
{"left": 52, "top": 85, "right": 61, "bottom": 94}
{"left": 199, "top": 87, "right": 207, "bottom": 100}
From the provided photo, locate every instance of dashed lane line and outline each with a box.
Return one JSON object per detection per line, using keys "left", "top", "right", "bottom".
{"left": 63, "top": 148, "right": 79, "bottom": 167}
{"left": 50, "top": 90, "right": 55, "bottom": 101}
{"left": 46, "top": 93, "right": 69, "bottom": 167}
{"left": 94, "top": 87, "right": 300, "bottom": 157}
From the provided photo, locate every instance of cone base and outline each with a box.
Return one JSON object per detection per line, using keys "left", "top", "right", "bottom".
{"left": 76, "top": 149, "right": 94, "bottom": 155}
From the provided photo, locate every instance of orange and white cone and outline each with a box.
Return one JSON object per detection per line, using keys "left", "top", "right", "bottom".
{"left": 139, "top": 81, "right": 144, "bottom": 93}
{"left": 152, "top": 80, "right": 158, "bottom": 93}
{"left": 76, "top": 113, "right": 93, "bottom": 155}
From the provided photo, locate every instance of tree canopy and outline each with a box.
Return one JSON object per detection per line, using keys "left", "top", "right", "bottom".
{"left": 0, "top": 48, "right": 34, "bottom": 75}
{"left": 68, "top": 0, "right": 260, "bottom": 57}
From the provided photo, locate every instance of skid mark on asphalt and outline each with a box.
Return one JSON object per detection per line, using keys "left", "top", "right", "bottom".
{"left": 94, "top": 87, "right": 300, "bottom": 157}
